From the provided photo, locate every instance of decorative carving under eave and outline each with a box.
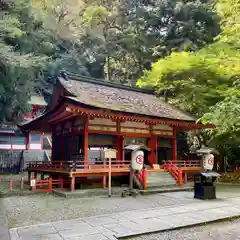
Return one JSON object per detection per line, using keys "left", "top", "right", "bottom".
{"left": 66, "top": 106, "right": 213, "bottom": 130}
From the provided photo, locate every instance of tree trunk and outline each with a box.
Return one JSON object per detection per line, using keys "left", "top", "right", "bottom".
{"left": 224, "top": 156, "right": 227, "bottom": 173}
{"left": 106, "top": 54, "right": 111, "bottom": 81}
{"left": 103, "top": 26, "right": 111, "bottom": 81}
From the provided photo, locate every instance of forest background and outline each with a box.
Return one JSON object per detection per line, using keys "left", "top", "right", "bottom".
{"left": 0, "top": 0, "right": 239, "bottom": 166}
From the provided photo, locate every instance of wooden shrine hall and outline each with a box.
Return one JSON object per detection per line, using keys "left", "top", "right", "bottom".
{"left": 21, "top": 73, "right": 214, "bottom": 191}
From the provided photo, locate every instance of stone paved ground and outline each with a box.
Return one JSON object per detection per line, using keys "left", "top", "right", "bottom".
{"left": 3, "top": 184, "right": 240, "bottom": 229}
{"left": 128, "top": 218, "right": 240, "bottom": 240}
{"left": 4, "top": 184, "right": 240, "bottom": 240}
{"left": 3, "top": 192, "right": 196, "bottom": 228}
{"left": 0, "top": 199, "right": 10, "bottom": 240}
{"left": 9, "top": 197, "right": 240, "bottom": 240}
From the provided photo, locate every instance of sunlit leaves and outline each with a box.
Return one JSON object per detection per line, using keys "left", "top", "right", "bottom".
{"left": 137, "top": 0, "right": 240, "bottom": 160}
{"left": 83, "top": 6, "right": 109, "bottom": 26}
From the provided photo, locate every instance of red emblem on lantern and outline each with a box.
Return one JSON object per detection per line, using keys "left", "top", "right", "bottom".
{"left": 136, "top": 155, "right": 144, "bottom": 164}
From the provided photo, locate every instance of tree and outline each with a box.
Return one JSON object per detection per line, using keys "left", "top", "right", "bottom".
{"left": 216, "top": 0, "right": 240, "bottom": 45}
{"left": 120, "top": 0, "right": 219, "bottom": 77}
{"left": 200, "top": 0, "right": 240, "bottom": 149}
{"left": 138, "top": 42, "right": 239, "bottom": 115}
{"left": 0, "top": 0, "right": 47, "bottom": 120}
{"left": 0, "top": 0, "right": 221, "bottom": 120}
{"left": 0, "top": 0, "right": 91, "bottom": 120}
{"left": 79, "top": 0, "right": 220, "bottom": 83}
{"left": 137, "top": 0, "right": 240, "bottom": 164}
{"left": 0, "top": 44, "right": 45, "bottom": 120}
{"left": 201, "top": 83, "right": 240, "bottom": 142}
{"left": 80, "top": 5, "right": 117, "bottom": 80}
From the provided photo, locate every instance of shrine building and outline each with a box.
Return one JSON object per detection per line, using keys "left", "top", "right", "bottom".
{"left": 20, "top": 73, "right": 214, "bottom": 191}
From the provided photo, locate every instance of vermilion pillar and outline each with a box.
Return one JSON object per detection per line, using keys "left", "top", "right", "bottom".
{"left": 116, "top": 135, "right": 123, "bottom": 161}
{"left": 172, "top": 127, "right": 177, "bottom": 161}
{"left": 172, "top": 139, "right": 177, "bottom": 161}
{"left": 148, "top": 136, "right": 157, "bottom": 166}
{"left": 60, "top": 123, "right": 64, "bottom": 161}
{"left": 60, "top": 137, "right": 64, "bottom": 161}
{"left": 71, "top": 176, "right": 75, "bottom": 192}
{"left": 84, "top": 116, "right": 89, "bottom": 168}
{"left": 26, "top": 132, "right": 30, "bottom": 150}
{"left": 116, "top": 120, "right": 123, "bottom": 161}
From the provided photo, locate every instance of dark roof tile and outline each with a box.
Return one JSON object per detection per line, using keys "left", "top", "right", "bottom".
{"left": 59, "top": 76, "right": 194, "bottom": 122}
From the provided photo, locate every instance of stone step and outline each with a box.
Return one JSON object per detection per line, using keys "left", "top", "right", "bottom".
{"left": 147, "top": 173, "right": 170, "bottom": 176}
{"left": 147, "top": 173, "right": 173, "bottom": 177}
{"left": 148, "top": 183, "right": 176, "bottom": 186}
{"left": 147, "top": 178, "right": 176, "bottom": 182}
{"left": 147, "top": 183, "right": 178, "bottom": 189}
{"left": 147, "top": 180, "right": 176, "bottom": 184}
{"left": 147, "top": 177, "right": 176, "bottom": 181}
{"left": 147, "top": 176, "right": 174, "bottom": 181}
{"left": 133, "top": 171, "right": 180, "bottom": 190}
{"left": 139, "top": 185, "right": 193, "bottom": 195}
{"left": 146, "top": 171, "right": 177, "bottom": 189}
{"left": 147, "top": 181, "right": 176, "bottom": 185}
{"left": 147, "top": 176, "right": 175, "bottom": 180}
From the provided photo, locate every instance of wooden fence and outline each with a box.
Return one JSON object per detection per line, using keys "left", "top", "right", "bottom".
{"left": 0, "top": 176, "right": 25, "bottom": 190}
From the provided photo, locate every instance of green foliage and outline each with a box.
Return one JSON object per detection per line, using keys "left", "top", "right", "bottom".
{"left": 138, "top": 0, "right": 240, "bottom": 162}
{"left": 76, "top": 0, "right": 220, "bottom": 82}
{"left": 138, "top": 42, "right": 240, "bottom": 115}
{"left": 201, "top": 83, "right": 240, "bottom": 145}
{"left": 0, "top": 0, "right": 47, "bottom": 120}
{"left": 216, "top": 0, "right": 240, "bottom": 45}
{"left": 0, "top": 0, "right": 90, "bottom": 119}
{"left": 83, "top": 6, "right": 109, "bottom": 25}
{"left": 1, "top": 0, "right": 238, "bottom": 164}
{"left": 0, "top": 43, "right": 46, "bottom": 119}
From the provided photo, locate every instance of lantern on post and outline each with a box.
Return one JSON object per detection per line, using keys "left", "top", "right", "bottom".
{"left": 124, "top": 144, "right": 150, "bottom": 170}
{"left": 194, "top": 146, "right": 221, "bottom": 200}
{"left": 123, "top": 144, "right": 150, "bottom": 196}
{"left": 196, "top": 147, "right": 219, "bottom": 171}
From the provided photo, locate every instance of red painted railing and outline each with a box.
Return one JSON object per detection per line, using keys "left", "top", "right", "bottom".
{"left": 163, "top": 161, "right": 183, "bottom": 186}
{"left": 30, "top": 177, "right": 107, "bottom": 193}
{"left": 33, "top": 178, "right": 53, "bottom": 192}
{"left": 27, "top": 159, "right": 131, "bottom": 171}
{"left": 169, "top": 160, "right": 201, "bottom": 168}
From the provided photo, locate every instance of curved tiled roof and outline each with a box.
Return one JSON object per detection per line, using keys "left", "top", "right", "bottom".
{"left": 58, "top": 75, "right": 195, "bottom": 122}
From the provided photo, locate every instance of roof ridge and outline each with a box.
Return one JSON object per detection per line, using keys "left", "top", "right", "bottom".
{"left": 58, "top": 72, "right": 195, "bottom": 122}
{"left": 62, "top": 72, "right": 155, "bottom": 95}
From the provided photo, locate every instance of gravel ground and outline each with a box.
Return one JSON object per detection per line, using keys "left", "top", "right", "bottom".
{"left": 3, "top": 185, "right": 240, "bottom": 229}
{"left": 3, "top": 192, "right": 196, "bottom": 228}
{"left": 3, "top": 177, "right": 240, "bottom": 231}
{"left": 128, "top": 218, "right": 240, "bottom": 240}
